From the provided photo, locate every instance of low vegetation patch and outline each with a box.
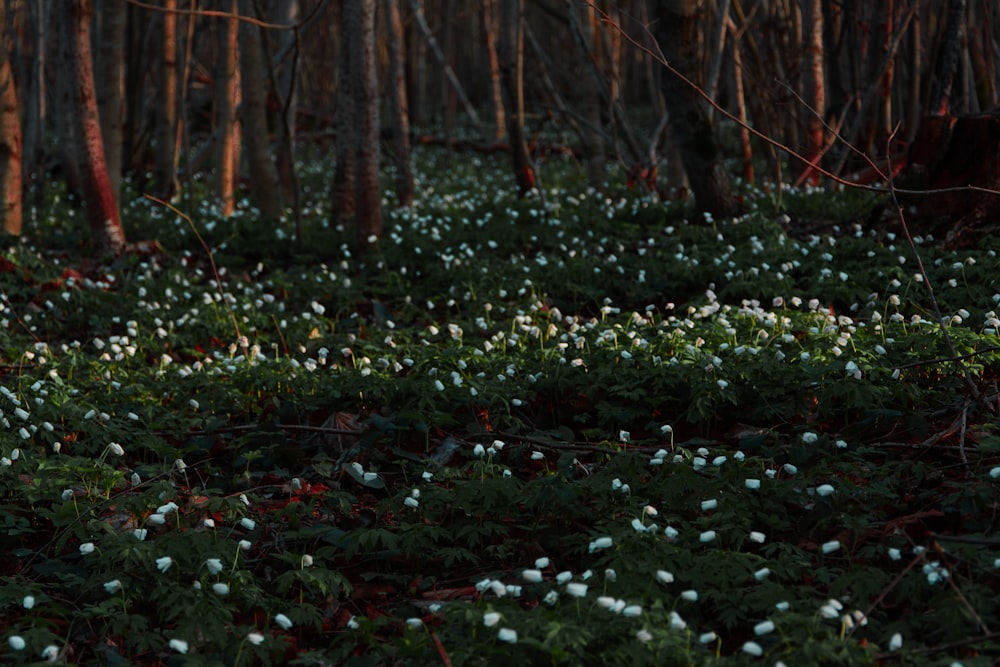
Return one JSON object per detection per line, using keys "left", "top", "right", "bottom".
{"left": 2, "top": 154, "right": 999, "bottom": 665}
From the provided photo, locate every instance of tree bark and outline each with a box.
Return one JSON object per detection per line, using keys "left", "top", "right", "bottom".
{"left": 239, "top": 0, "right": 282, "bottom": 221}
{"left": 929, "top": 0, "right": 966, "bottom": 116}
{"left": 800, "top": 0, "right": 825, "bottom": 185}
{"left": 569, "top": 1, "right": 606, "bottom": 190}
{"left": 155, "top": 0, "right": 179, "bottom": 198}
{"left": 481, "top": 0, "right": 506, "bottom": 142}
{"left": 384, "top": 0, "right": 415, "bottom": 208}
{"left": 348, "top": 0, "right": 382, "bottom": 246}
{"left": 216, "top": 0, "right": 240, "bottom": 217}
{"left": 96, "top": 0, "right": 126, "bottom": 205}
{"left": 0, "top": 0, "right": 22, "bottom": 235}
{"left": 67, "top": 0, "right": 127, "bottom": 256}
{"left": 654, "top": 0, "right": 737, "bottom": 219}
{"left": 497, "top": 0, "right": 535, "bottom": 197}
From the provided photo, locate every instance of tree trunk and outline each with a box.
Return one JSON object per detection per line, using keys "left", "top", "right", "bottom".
{"left": 569, "top": 1, "right": 605, "bottom": 190}
{"left": 497, "top": 0, "right": 535, "bottom": 197}
{"left": 0, "top": 0, "right": 22, "bottom": 235}
{"left": 271, "top": 0, "right": 298, "bottom": 202}
{"left": 481, "top": 0, "right": 506, "bottom": 142}
{"left": 799, "top": 0, "right": 825, "bottom": 185}
{"left": 22, "top": 0, "right": 45, "bottom": 218}
{"left": 155, "top": 0, "right": 179, "bottom": 198}
{"left": 654, "top": 0, "right": 737, "bottom": 219}
{"left": 384, "top": 0, "right": 415, "bottom": 208}
{"left": 216, "top": 0, "right": 241, "bottom": 217}
{"left": 67, "top": 0, "right": 127, "bottom": 256}
{"left": 96, "top": 0, "right": 126, "bottom": 205}
{"left": 406, "top": 0, "right": 427, "bottom": 126}
{"left": 239, "top": 0, "right": 282, "bottom": 221}
{"left": 348, "top": 0, "right": 382, "bottom": 247}
{"left": 331, "top": 1, "right": 356, "bottom": 225}
{"left": 929, "top": 0, "right": 966, "bottom": 116}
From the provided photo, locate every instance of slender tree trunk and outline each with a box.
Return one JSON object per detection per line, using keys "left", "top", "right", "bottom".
{"left": 239, "top": 0, "right": 282, "bottom": 221}
{"left": 272, "top": 0, "right": 298, "bottom": 201}
{"left": 481, "top": 0, "right": 506, "bottom": 142}
{"left": 67, "top": 0, "right": 127, "bottom": 256}
{"left": 0, "top": 0, "right": 22, "bottom": 235}
{"left": 384, "top": 0, "right": 414, "bottom": 207}
{"left": 497, "top": 0, "right": 535, "bottom": 196}
{"left": 96, "top": 0, "right": 126, "bottom": 205}
{"left": 570, "top": 1, "right": 606, "bottom": 190}
{"left": 23, "top": 0, "right": 45, "bottom": 217}
{"left": 929, "top": 0, "right": 966, "bottom": 116}
{"left": 216, "top": 0, "right": 240, "bottom": 217}
{"left": 348, "top": 0, "right": 382, "bottom": 246}
{"left": 155, "top": 0, "right": 179, "bottom": 198}
{"left": 800, "top": 0, "right": 825, "bottom": 184}
{"left": 407, "top": 0, "right": 427, "bottom": 126}
{"left": 654, "top": 0, "right": 737, "bottom": 219}
{"left": 331, "top": 1, "right": 355, "bottom": 225}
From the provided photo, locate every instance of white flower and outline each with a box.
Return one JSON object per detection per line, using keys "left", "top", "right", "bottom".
{"left": 821, "top": 540, "right": 841, "bottom": 554}
{"left": 680, "top": 590, "right": 698, "bottom": 601}
{"left": 157, "top": 502, "right": 178, "bottom": 514}
{"left": 588, "top": 536, "right": 613, "bottom": 553}
{"left": 742, "top": 641, "right": 763, "bottom": 656}
{"left": 205, "top": 558, "right": 224, "bottom": 574}
{"left": 301, "top": 554, "right": 314, "bottom": 568}
{"left": 240, "top": 517, "right": 256, "bottom": 531}
{"left": 404, "top": 497, "right": 419, "bottom": 508}
{"left": 801, "top": 432, "right": 818, "bottom": 444}
{"left": 239, "top": 540, "right": 252, "bottom": 551}
{"left": 816, "top": 484, "right": 835, "bottom": 497}
{"left": 636, "top": 628, "right": 653, "bottom": 643}
{"left": 107, "top": 442, "right": 125, "bottom": 456}
{"left": 656, "top": 570, "right": 674, "bottom": 584}
{"left": 41, "top": 644, "right": 60, "bottom": 660}
{"left": 22, "top": 595, "right": 34, "bottom": 609}
{"left": 699, "top": 631, "right": 718, "bottom": 644}
{"left": 619, "top": 430, "right": 630, "bottom": 442}
{"left": 133, "top": 528, "right": 147, "bottom": 541}
{"left": 745, "top": 478, "right": 761, "bottom": 490}
{"left": 888, "top": 632, "right": 903, "bottom": 651}
{"left": 888, "top": 547, "right": 902, "bottom": 561}
{"left": 754, "top": 620, "right": 775, "bottom": 636}
{"left": 483, "top": 612, "right": 501, "bottom": 627}
{"left": 522, "top": 569, "right": 543, "bottom": 583}
{"left": 8, "top": 636, "right": 25, "bottom": 651}
{"left": 168, "top": 638, "right": 189, "bottom": 654}
{"left": 246, "top": 632, "right": 265, "bottom": 646}
{"left": 622, "top": 605, "right": 642, "bottom": 618}
{"left": 104, "top": 579, "right": 122, "bottom": 594}
{"left": 749, "top": 531, "right": 766, "bottom": 543}
{"left": 534, "top": 557, "right": 550, "bottom": 569}
{"left": 347, "top": 616, "right": 361, "bottom": 629}
{"left": 212, "top": 583, "right": 229, "bottom": 595}
{"left": 204, "top": 518, "right": 216, "bottom": 528}
{"left": 669, "top": 611, "right": 686, "bottom": 630}
{"left": 699, "top": 530, "right": 716, "bottom": 543}
{"left": 497, "top": 627, "right": 518, "bottom": 644}
{"left": 565, "top": 582, "right": 588, "bottom": 598}
{"left": 275, "top": 613, "right": 293, "bottom": 630}
{"left": 79, "top": 542, "right": 95, "bottom": 555}
{"left": 155, "top": 556, "right": 172, "bottom": 572}
{"left": 701, "top": 499, "right": 718, "bottom": 511}
{"left": 555, "top": 571, "right": 573, "bottom": 585}
{"left": 754, "top": 567, "right": 771, "bottom": 581}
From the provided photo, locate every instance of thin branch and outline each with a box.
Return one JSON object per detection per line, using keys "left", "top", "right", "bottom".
{"left": 125, "top": 0, "right": 300, "bottom": 29}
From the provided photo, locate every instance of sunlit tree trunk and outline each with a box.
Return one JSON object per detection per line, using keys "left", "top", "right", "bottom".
{"left": 67, "top": 0, "right": 127, "bottom": 256}
{"left": 348, "top": 0, "right": 382, "bottom": 246}
{"left": 800, "top": 0, "right": 825, "bottom": 185}
{"left": 481, "top": 0, "right": 506, "bottom": 142}
{"left": 0, "top": 0, "right": 22, "bottom": 235}
{"left": 239, "top": 0, "right": 282, "bottom": 221}
{"left": 384, "top": 0, "right": 414, "bottom": 207}
{"left": 216, "top": 0, "right": 240, "bottom": 217}
{"left": 155, "top": 0, "right": 179, "bottom": 198}
{"left": 497, "top": 0, "right": 535, "bottom": 196}
{"left": 654, "top": 0, "right": 737, "bottom": 219}
{"left": 96, "top": 0, "right": 126, "bottom": 205}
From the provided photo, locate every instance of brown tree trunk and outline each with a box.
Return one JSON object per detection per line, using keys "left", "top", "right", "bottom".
{"left": 22, "top": 0, "right": 45, "bottom": 217}
{"left": 481, "top": 0, "right": 506, "bottom": 142}
{"left": 155, "top": 0, "right": 179, "bottom": 198}
{"left": 239, "top": 0, "right": 282, "bottom": 221}
{"left": 348, "top": 0, "right": 382, "bottom": 247}
{"left": 800, "top": 0, "right": 825, "bottom": 185}
{"left": 654, "top": 0, "right": 737, "bottom": 219}
{"left": 497, "top": 0, "right": 535, "bottom": 197}
{"left": 406, "top": 0, "right": 428, "bottom": 126}
{"left": 0, "top": 0, "right": 22, "bottom": 235}
{"left": 384, "top": 0, "right": 415, "bottom": 208}
{"left": 216, "top": 0, "right": 240, "bottom": 217}
{"left": 331, "top": 1, "right": 356, "bottom": 225}
{"left": 569, "top": 1, "right": 606, "bottom": 190}
{"left": 271, "top": 0, "right": 299, "bottom": 202}
{"left": 96, "top": 0, "right": 126, "bottom": 205}
{"left": 67, "top": 0, "right": 127, "bottom": 256}
{"left": 929, "top": 0, "right": 966, "bottom": 116}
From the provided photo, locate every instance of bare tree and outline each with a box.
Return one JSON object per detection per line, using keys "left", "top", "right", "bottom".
{"left": 481, "top": 0, "right": 506, "bottom": 142}
{"left": 348, "top": 0, "right": 382, "bottom": 245}
{"left": 330, "top": 1, "right": 355, "bottom": 225}
{"left": 384, "top": 0, "right": 415, "bottom": 208}
{"left": 653, "top": 0, "right": 737, "bottom": 218}
{"left": 216, "top": 0, "right": 241, "bottom": 217}
{"left": 0, "top": 0, "right": 21, "bottom": 235}
{"left": 800, "top": 0, "right": 825, "bottom": 184}
{"left": 66, "top": 0, "right": 127, "bottom": 256}
{"left": 239, "top": 0, "right": 282, "bottom": 220}
{"left": 497, "top": 0, "right": 535, "bottom": 196}
{"left": 155, "top": 0, "right": 179, "bottom": 198}
{"left": 96, "top": 0, "right": 126, "bottom": 205}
